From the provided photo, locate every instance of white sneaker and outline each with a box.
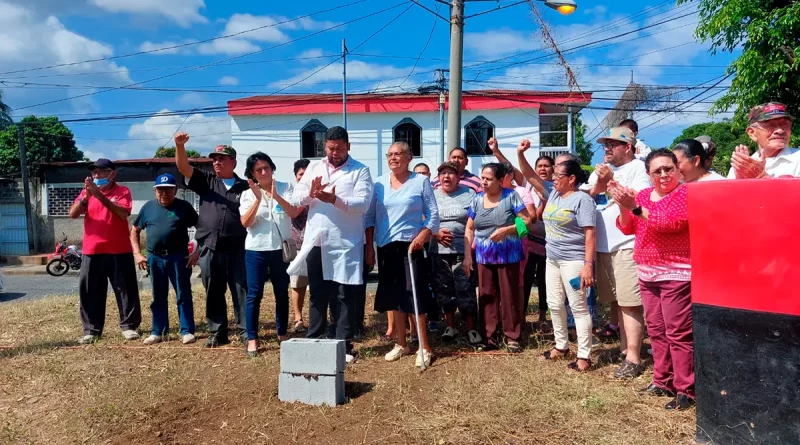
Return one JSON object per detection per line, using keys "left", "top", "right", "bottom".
{"left": 415, "top": 349, "right": 432, "bottom": 368}
{"left": 345, "top": 354, "right": 355, "bottom": 364}
{"left": 142, "top": 335, "right": 163, "bottom": 345}
{"left": 78, "top": 334, "right": 99, "bottom": 345}
{"left": 384, "top": 344, "right": 410, "bottom": 362}
{"left": 121, "top": 330, "right": 140, "bottom": 341}
{"left": 182, "top": 334, "right": 196, "bottom": 344}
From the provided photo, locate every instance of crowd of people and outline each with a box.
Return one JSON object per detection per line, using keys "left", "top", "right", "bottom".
{"left": 69, "top": 102, "right": 797, "bottom": 412}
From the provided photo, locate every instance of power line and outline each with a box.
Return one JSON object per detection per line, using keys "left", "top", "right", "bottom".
{"left": 13, "top": 1, "right": 410, "bottom": 112}
{"left": 0, "top": 0, "right": 370, "bottom": 77}
{"left": 398, "top": 3, "right": 441, "bottom": 88}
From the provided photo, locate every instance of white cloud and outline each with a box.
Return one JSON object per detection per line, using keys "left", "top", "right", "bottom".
{"left": 218, "top": 75, "right": 239, "bottom": 86}
{"left": 0, "top": 1, "right": 132, "bottom": 114}
{"left": 222, "top": 13, "right": 290, "bottom": 42}
{"left": 464, "top": 29, "right": 541, "bottom": 58}
{"left": 138, "top": 40, "right": 196, "bottom": 55}
{"left": 297, "top": 48, "right": 325, "bottom": 61}
{"left": 583, "top": 5, "right": 607, "bottom": 17}
{"left": 197, "top": 38, "right": 260, "bottom": 56}
{"left": 88, "top": 0, "right": 207, "bottom": 27}
{"left": 269, "top": 61, "right": 409, "bottom": 89}
{"left": 176, "top": 92, "right": 208, "bottom": 106}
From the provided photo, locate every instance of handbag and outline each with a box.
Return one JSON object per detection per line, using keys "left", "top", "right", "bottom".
{"left": 267, "top": 190, "right": 297, "bottom": 263}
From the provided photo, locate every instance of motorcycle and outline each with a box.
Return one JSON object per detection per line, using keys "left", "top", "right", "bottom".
{"left": 46, "top": 233, "right": 82, "bottom": 277}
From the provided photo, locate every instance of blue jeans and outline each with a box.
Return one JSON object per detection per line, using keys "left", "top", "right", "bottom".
{"left": 245, "top": 249, "right": 290, "bottom": 340}
{"left": 148, "top": 253, "right": 195, "bottom": 336}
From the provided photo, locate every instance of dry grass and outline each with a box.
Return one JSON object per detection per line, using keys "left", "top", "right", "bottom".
{"left": 0, "top": 286, "right": 695, "bottom": 445}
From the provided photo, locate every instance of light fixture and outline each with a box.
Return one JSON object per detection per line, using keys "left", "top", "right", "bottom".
{"left": 543, "top": 0, "right": 577, "bottom": 15}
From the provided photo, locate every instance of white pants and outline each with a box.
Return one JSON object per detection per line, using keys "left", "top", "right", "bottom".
{"left": 546, "top": 258, "right": 593, "bottom": 359}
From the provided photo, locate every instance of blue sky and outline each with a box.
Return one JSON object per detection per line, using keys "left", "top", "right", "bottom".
{"left": 0, "top": 0, "right": 739, "bottom": 165}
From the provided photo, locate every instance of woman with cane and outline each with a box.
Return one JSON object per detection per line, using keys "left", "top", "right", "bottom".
{"left": 463, "top": 163, "right": 532, "bottom": 353}
{"left": 365, "top": 141, "right": 439, "bottom": 368}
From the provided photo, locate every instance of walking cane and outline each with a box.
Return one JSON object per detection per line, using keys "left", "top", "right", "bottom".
{"left": 407, "top": 250, "right": 427, "bottom": 371}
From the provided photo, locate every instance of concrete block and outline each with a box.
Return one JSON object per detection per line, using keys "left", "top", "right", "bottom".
{"left": 279, "top": 338, "right": 345, "bottom": 375}
{"left": 278, "top": 372, "right": 345, "bottom": 406}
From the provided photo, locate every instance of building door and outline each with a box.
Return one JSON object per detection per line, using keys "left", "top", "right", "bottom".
{"left": 0, "top": 202, "right": 30, "bottom": 255}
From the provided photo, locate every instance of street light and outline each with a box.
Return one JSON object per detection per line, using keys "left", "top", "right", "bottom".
{"left": 543, "top": 0, "right": 577, "bottom": 15}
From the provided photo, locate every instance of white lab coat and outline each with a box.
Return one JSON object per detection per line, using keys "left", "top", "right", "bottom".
{"left": 287, "top": 156, "right": 373, "bottom": 285}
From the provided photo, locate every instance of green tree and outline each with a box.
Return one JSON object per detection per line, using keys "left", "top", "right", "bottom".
{"left": 681, "top": 0, "right": 800, "bottom": 126}
{"left": 154, "top": 146, "right": 200, "bottom": 158}
{"left": 670, "top": 120, "right": 755, "bottom": 175}
{"left": 573, "top": 114, "right": 593, "bottom": 166}
{"left": 0, "top": 116, "right": 84, "bottom": 176}
{"left": 0, "top": 90, "right": 11, "bottom": 130}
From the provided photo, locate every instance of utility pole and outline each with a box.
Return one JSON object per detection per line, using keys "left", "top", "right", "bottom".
{"left": 17, "top": 124, "right": 34, "bottom": 253}
{"left": 342, "top": 39, "right": 348, "bottom": 129}
{"left": 446, "top": 0, "right": 464, "bottom": 152}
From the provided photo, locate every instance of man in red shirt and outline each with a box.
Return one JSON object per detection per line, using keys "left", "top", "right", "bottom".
{"left": 69, "top": 158, "right": 141, "bottom": 344}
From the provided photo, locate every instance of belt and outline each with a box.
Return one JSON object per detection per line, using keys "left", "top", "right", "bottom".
{"left": 151, "top": 249, "right": 185, "bottom": 257}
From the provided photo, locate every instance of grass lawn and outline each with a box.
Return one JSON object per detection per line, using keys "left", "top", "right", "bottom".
{"left": 0, "top": 286, "right": 695, "bottom": 444}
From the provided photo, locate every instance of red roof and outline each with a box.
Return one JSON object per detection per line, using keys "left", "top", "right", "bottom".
{"left": 228, "top": 89, "right": 592, "bottom": 116}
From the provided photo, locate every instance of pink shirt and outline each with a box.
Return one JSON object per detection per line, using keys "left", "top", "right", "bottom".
{"left": 617, "top": 184, "right": 691, "bottom": 282}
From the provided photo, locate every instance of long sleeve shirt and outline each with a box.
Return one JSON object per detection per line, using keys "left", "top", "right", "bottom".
{"left": 365, "top": 172, "right": 440, "bottom": 248}
{"left": 617, "top": 184, "right": 690, "bottom": 282}
{"left": 287, "top": 156, "right": 374, "bottom": 285}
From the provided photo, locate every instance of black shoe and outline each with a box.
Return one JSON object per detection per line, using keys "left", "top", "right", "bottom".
{"left": 638, "top": 383, "right": 676, "bottom": 398}
{"left": 238, "top": 331, "right": 247, "bottom": 344}
{"left": 665, "top": 394, "right": 695, "bottom": 411}
{"left": 203, "top": 335, "right": 229, "bottom": 348}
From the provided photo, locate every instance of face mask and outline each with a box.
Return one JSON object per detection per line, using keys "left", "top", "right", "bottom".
{"left": 221, "top": 178, "right": 236, "bottom": 187}
{"left": 93, "top": 178, "right": 109, "bottom": 187}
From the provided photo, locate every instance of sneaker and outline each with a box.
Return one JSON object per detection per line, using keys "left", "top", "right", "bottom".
{"left": 467, "top": 330, "right": 483, "bottom": 346}
{"left": 121, "top": 330, "right": 140, "bottom": 341}
{"left": 646, "top": 348, "right": 653, "bottom": 356}
{"left": 441, "top": 327, "right": 459, "bottom": 341}
{"left": 384, "top": 344, "right": 410, "bottom": 362}
{"left": 415, "top": 349, "right": 432, "bottom": 368}
{"left": 614, "top": 359, "right": 646, "bottom": 379}
{"left": 181, "top": 334, "right": 196, "bottom": 344}
{"left": 345, "top": 353, "right": 355, "bottom": 364}
{"left": 77, "top": 334, "right": 100, "bottom": 345}
{"left": 143, "top": 335, "right": 163, "bottom": 345}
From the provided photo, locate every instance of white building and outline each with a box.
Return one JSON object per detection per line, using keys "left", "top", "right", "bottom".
{"left": 228, "top": 90, "right": 592, "bottom": 182}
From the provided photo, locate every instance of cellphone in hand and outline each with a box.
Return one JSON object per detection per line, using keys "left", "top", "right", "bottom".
{"left": 569, "top": 276, "right": 581, "bottom": 291}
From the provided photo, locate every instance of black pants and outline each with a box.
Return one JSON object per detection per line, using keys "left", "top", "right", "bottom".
{"left": 199, "top": 246, "right": 247, "bottom": 338}
{"left": 79, "top": 253, "right": 141, "bottom": 336}
{"left": 523, "top": 253, "right": 548, "bottom": 315}
{"left": 306, "top": 247, "right": 355, "bottom": 354}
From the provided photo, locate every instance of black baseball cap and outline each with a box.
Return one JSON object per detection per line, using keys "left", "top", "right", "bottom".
{"left": 88, "top": 158, "right": 116, "bottom": 170}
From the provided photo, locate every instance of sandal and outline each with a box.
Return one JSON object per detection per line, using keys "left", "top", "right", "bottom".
{"left": 539, "top": 347, "right": 571, "bottom": 361}
{"left": 567, "top": 358, "right": 593, "bottom": 372}
{"left": 293, "top": 320, "right": 306, "bottom": 333}
{"left": 597, "top": 324, "right": 620, "bottom": 341}
{"left": 535, "top": 320, "right": 552, "bottom": 334}
{"left": 380, "top": 334, "right": 393, "bottom": 342}
{"left": 507, "top": 341, "right": 523, "bottom": 354}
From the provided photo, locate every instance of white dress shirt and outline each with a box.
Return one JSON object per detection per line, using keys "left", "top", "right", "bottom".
{"left": 240, "top": 181, "right": 293, "bottom": 252}
{"left": 727, "top": 147, "right": 800, "bottom": 178}
{"left": 287, "top": 156, "right": 373, "bottom": 285}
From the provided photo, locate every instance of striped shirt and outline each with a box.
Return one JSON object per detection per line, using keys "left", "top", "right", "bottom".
{"left": 431, "top": 171, "right": 482, "bottom": 193}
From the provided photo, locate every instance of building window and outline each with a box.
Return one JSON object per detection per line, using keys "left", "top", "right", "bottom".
{"left": 464, "top": 116, "right": 494, "bottom": 156}
{"left": 540, "top": 114, "right": 569, "bottom": 150}
{"left": 301, "top": 119, "right": 327, "bottom": 158}
{"left": 47, "top": 187, "right": 83, "bottom": 216}
{"left": 393, "top": 118, "right": 422, "bottom": 157}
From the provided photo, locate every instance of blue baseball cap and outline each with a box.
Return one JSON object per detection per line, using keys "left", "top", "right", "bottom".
{"left": 154, "top": 173, "right": 177, "bottom": 188}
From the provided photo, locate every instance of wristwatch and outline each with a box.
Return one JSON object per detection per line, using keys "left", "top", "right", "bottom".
{"left": 632, "top": 206, "right": 643, "bottom": 216}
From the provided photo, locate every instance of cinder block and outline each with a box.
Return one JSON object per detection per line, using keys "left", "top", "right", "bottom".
{"left": 279, "top": 338, "right": 345, "bottom": 375}
{"left": 278, "top": 372, "right": 345, "bottom": 406}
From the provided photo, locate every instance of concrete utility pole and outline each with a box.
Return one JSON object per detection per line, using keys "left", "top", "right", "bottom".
{"left": 446, "top": 0, "right": 464, "bottom": 152}
{"left": 17, "top": 124, "right": 34, "bottom": 253}
{"left": 342, "top": 39, "right": 348, "bottom": 129}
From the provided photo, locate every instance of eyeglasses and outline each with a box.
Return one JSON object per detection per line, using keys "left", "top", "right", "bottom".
{"left": 385, "top": 152, "right": 405, "bottom": 159}
{"left": 752, "top": 120, "right": 792, "bottom": 133}
{"left": 552, "top": 172, "right": 570, "bottom": 180}
{"left": 649, "top": 166, "right": 676, "bottom": 176}
{"left": 603, "top": 142, "right": 625, "bottom": 150}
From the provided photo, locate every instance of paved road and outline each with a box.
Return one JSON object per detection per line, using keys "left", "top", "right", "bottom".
{"left": 0, "top": 273, "right": 378, "bottom": 303}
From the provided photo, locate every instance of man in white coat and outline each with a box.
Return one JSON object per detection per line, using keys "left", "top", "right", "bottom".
{"left": 288, "top": 126, "right": 373, "bottom": 360}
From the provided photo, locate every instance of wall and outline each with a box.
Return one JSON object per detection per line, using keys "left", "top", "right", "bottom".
{"left": 230, "top": 109, "right": 544, "bottom": 183}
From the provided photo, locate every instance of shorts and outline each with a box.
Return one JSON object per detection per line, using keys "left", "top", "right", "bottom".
{"left": 290, "top": 274, "right": 308, "bottom": 288}
{"left": 596, "top": 250, "right": 641, "bottom": 307}
{"left": 432, "top": 253, "right": 477, "bottom": 316}
{"left": 374, "top": 241, "right": 429, "bottom": 314}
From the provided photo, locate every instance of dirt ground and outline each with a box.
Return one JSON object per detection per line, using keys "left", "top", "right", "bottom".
{"left": 0, "top": 286, "right": 695, "bottom": 445}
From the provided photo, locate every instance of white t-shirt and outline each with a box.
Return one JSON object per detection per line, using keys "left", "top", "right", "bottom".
{"left": 697, "top": 171, "right": 726, "bottom": 182}
{"left": 726, "top": 147, "right": 800, "bottom": 178}
{"left": 583, "top": 159, "right": 651, "bottom": 253}
{"left": 239, "top": 181, "right": 293, "bottom": 251}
